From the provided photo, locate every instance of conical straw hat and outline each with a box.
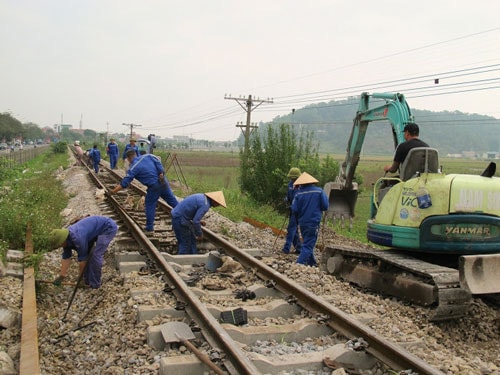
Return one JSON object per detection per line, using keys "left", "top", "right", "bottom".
{"left": 293, "top": 172, "right": 319, "bottom": 186}
{"left": 205, "top": 191, "right": 227, "bottom": 208}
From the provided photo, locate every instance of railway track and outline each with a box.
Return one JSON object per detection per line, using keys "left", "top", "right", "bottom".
{"left": 14, "top": 155, "right": 449, "bottom": 374}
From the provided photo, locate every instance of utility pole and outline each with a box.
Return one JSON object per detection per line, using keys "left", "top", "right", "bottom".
{"left": 122, "top": 123, "right": 142, "bottom": 139}
{"left": 224, "top": 94, "right": 273, "bottom": 155}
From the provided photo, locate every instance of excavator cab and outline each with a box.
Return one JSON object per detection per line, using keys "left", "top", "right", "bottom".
{"left": 370, "top": 147, "right": 440, "bottom": 219}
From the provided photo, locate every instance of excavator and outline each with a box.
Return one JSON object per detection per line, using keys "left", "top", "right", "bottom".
{"left": 322, "top": 92, "right": 500, "bottom": 321}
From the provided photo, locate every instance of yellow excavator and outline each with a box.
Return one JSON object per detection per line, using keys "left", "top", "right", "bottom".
{"left": 322, "top": 92, "right": 500, "bottom": 321}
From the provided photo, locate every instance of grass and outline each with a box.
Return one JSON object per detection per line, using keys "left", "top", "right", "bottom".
{"left": 0, "top": 148, "right": 70, "bottom": 257}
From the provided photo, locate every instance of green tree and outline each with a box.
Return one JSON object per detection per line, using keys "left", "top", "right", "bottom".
{"left": 0, "top": 113, "right": 23, "bottom": 142}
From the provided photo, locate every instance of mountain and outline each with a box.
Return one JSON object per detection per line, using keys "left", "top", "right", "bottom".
{"left": 266, "top": 95, "right": 500, "bottom": 156}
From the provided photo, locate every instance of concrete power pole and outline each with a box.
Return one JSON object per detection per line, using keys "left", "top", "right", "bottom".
{"left": 122, "top": 123, "right": 142, "bottom": 139}
{"left": 224, "top": 94, "right": 273, "bottom": 155}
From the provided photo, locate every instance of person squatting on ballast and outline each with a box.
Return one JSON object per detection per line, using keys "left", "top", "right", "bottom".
{"left": 171, "top": 191, "right": 226, "bottom": 255}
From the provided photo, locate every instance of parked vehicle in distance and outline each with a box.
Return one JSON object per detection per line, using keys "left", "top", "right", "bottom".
{"left": 137, "top": 138, "right": 151, "bottom": 155}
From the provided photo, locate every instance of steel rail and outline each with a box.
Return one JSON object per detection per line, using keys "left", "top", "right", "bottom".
{"left": 87, "top": 165, "right": 259, "bottom": 375}
{"left": 204, "top": 228, "right": 444, "bottom": 375}
{"left": 88, "top": 161, "right": 442, "bottom": 374}
{"left": 19, "top": 224, "right": 41, "bottom": 375}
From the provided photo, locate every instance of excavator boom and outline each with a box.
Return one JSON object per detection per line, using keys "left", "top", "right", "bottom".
{"left": 325, "top": 92, "right": 413, "bottom": 225}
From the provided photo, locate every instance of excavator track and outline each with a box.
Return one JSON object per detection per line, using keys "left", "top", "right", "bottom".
{"left": 321, "top": 245, "right": 472, "bottom": 321}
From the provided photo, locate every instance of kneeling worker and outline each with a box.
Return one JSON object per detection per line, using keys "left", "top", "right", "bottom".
{"left": 171, "top": 191, "right": 226, "bottom": 255}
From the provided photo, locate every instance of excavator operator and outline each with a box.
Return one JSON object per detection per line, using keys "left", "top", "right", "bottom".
{"left": 383, "top": 123, "right": 428, "bottom": 174}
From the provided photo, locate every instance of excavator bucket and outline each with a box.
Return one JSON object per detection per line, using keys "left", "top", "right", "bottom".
{"left": 324, "top": 181, "right": 358, "bottom": 229}
{"left": 459, "top": 254, "right": 500, "bottom": 294}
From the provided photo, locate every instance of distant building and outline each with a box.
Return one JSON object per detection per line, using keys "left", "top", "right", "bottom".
{"left": 173, "top": 135, "right": 190, "bottom": 142}
{"left": 53, "top": 124, "right": 73, "bottom": 133}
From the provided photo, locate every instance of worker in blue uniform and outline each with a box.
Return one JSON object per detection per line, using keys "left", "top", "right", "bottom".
{"left": 171, "top": 191, "right": 226, "bottom": 254}
{"left": 106, "top": 138, "right": 119, "bottom": 169}
{"left": 291, "top": 172, "right": 329, "bottom": 267}
{"left": 111, "top": 150, "right": 178, "bottom": 231}
{"left": 282, "top": 167, "right": 302, "bottom": 254}
{"left": 90, "top": 144, "right": 101, "bottom": 173}
{"left": 122, "top": 138, "right": 139, "bottom": 171}
{"left": 49, "top": 216, "right": 118, "bottom": 288}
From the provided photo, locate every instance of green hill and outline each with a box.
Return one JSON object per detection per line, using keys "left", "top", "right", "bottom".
{"left": 267, "top": 95, "right": 500, "bottom": 156}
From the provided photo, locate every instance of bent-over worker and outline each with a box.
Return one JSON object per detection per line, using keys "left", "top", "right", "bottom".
{"left": 171, "top": 191, "right": 226, "bottom": 255}
{"left": 49, "top": 216, "right": 118, "bottom": 288}
{"left": 111, "top": 150, "right": 178, "bottom": 232}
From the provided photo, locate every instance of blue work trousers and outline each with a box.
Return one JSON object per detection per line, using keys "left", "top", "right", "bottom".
{"left": 109, "top": 154, "right": 118, "bottom": 169}
{"left": 283, "top": 213, "right": 301, "bottom": 254}
{"left": 84, "top": 221, "right": 117, "bottom": 288}
{"left": 93, "top": 160, "right": 100, "bottom": 173}
{"left": 296, "top": 224, "right": 319, "bottom": 266}
{"left": 172, "top": 216, "right": 198, "bottom": 254}
{"left": 145, "top": 180, "right": 178, "bottom": 231}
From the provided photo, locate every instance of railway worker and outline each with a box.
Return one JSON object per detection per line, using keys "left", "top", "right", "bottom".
{"left": 110, "top": 150, "right": 178, "bottom": 232}
{"left": 122, "top": 138, "right": 139, "bottom": 172}
{"left": 74, "top": 141, "right": 84, "bottom": 166}
{"left": 384, "top": 122, "right": 429, "bottom": 174}
{"left": 282, "top": 167, "right": 302, "bottom": 255}
{"left": 89, "top": 144, "right": 101, "bottom": 173}
{"left": 171, "top": 191, "right": 226, "bottom": 255}
{"left": 291, "top": 172, "right": 329, "bottom": 267}
{"left": 49, "top": 216, "right": 118, "bottom": 289}
{"left": 106, "top": 138, "right": 119, "bottom": 169}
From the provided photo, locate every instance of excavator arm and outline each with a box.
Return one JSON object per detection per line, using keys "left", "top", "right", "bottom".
{"left": 325, "top": 92, "right": 414, "bottom": 226}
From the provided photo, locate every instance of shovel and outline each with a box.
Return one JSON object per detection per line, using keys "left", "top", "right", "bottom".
{"left": 160, "top": 321, "right": 225, "bottom": 375}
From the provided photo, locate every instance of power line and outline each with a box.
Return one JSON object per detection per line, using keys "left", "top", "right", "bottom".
{"left": 122, "top": 123, "right": 142, "bottom": 138}
{"left": 133, "top": 29, "right": 499, "bottom": 137}
{"left": 224, "top": 94, "right": 273, "bottom": 154}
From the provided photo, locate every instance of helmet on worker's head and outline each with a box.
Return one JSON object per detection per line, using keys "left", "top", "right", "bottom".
{"left": 48, "top": 228, "right": 69, "bottom": 249}
{"left": 293, "top": 172, "right": 319, "bottom": 186}
{"left": 205, "top": 191, "right": 227, "bottom": 208}
{"left": 130, "top": 138, "right": 136, "bottom": 142}
{"left": 287, "top": 167, "right": 301, "bottom": 179}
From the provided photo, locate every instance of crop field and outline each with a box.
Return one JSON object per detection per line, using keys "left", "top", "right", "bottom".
{"left": 159, "top": 150, "right": 497, "bottom": 243}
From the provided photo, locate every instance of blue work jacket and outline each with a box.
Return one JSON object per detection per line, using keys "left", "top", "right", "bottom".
{"left": 90, "top": 149, "right": 101, "bottom": 163}
{"left": 62, "top": 216, "right": 115, "bottom": 260}
{"left": 107, "top": 142, "right": 119, "bottom": 156}
{"left": 122, "top": 143, "right": 139, "bottom": 159}
{"left": 291, "top": 184, "right": 329, "bottom": 227}
{"left": 171, "top": 194, "right": 211, "bottom": 237}
{"left": 120, "top": 154, "right": 165, "bottom": 188}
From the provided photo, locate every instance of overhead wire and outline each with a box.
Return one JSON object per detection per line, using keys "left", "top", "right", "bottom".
{"left": 138, "top": 28, "right": 499, "bottom": 137}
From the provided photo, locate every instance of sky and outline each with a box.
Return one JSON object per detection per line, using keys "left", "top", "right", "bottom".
{"left": 1, "top": 1, "right": 499, "bottom": 141}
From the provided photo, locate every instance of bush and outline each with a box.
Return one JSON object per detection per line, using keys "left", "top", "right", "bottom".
{"left": 52, "top": 141, "right": 68, "bottom": 154}
{"left": 240, "top": 123, "right": 339, "bottom": 213}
